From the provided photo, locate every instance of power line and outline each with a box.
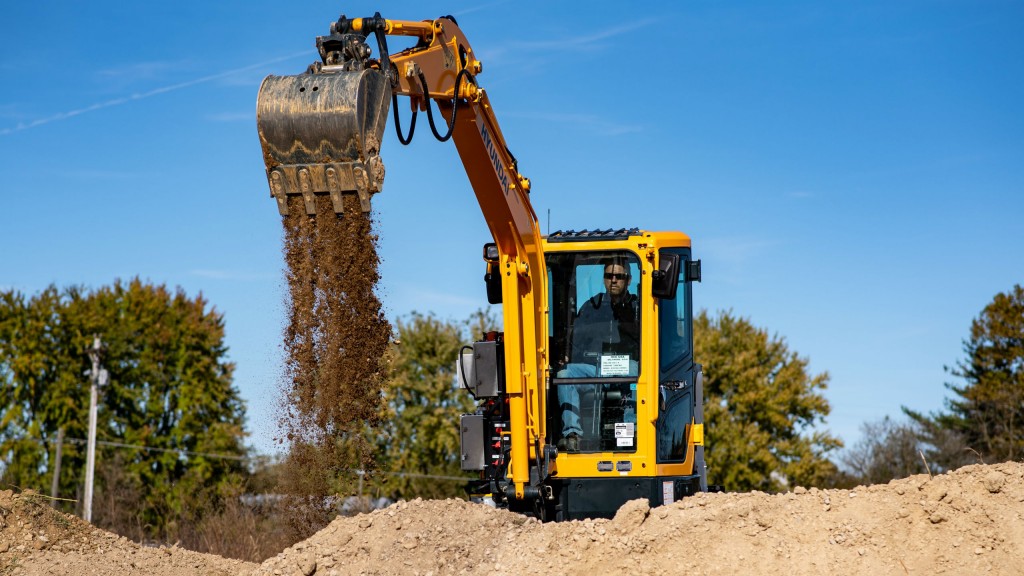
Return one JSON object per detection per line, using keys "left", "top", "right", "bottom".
{"left": 12, "top": 433, "right": 251, "bottom": 462}
{"left": 63, "top": 436, "right": 248, "bottom": 462}
{"left": 15, "top": 435, "right": 474, "bottom": 481}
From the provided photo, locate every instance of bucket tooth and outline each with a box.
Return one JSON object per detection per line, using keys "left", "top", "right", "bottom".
{"left": 299, "top": 169, "right": 317, "bottom": 215}
{"left": 270, "top": 170, "right": 289, "bottom": 216}
{"left": 356, "top": 189, "right": 373, "bottom": 213}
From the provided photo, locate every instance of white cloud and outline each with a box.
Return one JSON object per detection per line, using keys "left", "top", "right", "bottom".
{"left": 510, "top": 19, "right": 656, "bottom": 53}
{"left": 479, "top": 18, "right": 656, "bottom": 69}
{"left": 0, "top": 51, "right": 309, "bottom": 136}
{"left": 97, "top": 60, "right": 186, "bottom": 84}
{"left": 452, "top": 0, "right": 513, "bottom": 17}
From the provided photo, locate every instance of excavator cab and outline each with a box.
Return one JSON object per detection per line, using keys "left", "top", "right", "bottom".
{"left": 462, "top": 230, "right": 705, "bottom": 521}
{"left": 540, "top": 229, "right": 706, "bottom": 520}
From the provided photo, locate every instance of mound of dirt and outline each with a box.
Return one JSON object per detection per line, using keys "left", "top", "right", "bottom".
{"left": 5, "top": 462, "right": 1024, "bottom": 575}
{"left": 255, "top": 461, "right": 1024, "bottom": 576}
{"left": 0, "top": 490, "right": 255, "bottom": 576}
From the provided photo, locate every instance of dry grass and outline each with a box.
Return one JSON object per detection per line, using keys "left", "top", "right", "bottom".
{"left": 174, "top": 495, "right": 297, "bottom": 562}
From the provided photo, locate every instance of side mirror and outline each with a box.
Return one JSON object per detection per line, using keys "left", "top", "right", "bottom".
{"left": 651, "top": 252, "right": 680, "bottom": 300}
{"left": 686, "top": 259, "right": 702, "bottom": 283}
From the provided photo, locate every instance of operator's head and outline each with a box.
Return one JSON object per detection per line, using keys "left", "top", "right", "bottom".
{"left": 603, "top": 261, "right": 630, "bottom": 298}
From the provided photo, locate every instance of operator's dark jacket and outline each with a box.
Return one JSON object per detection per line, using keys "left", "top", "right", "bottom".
{"left": 569, "top": 292, "right": 640, "bottom": 366}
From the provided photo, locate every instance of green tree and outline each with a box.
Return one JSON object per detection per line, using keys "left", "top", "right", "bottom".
{"left": 0, "top": 287, "right": 78, "bottom": 491}
{"left": 907, "top": 284, "right": 1024, "bottom": 466}
{"left": 0, "top": 279, "right": 248, "bottom": 538}
{"left": 377, "top": 309, "right": 498, "bottom": 500}
{"left": 695, "top": 310, "right": 841, "bottom": 491}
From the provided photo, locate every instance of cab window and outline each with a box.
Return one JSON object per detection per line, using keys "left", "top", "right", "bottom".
{"left": 546, "top": 250, "right": 642, "bottom": 453}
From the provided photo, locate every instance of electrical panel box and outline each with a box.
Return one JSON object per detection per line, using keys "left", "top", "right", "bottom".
{"left": 460, "top": 414, "right": 485, "bottom": 471}
{"left": 457, "top": 340, "right": 500, "bottom": 398}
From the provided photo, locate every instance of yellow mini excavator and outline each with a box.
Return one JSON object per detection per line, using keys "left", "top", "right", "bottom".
{"left": 256, "top": 12, "right": 708, "bottom": 521}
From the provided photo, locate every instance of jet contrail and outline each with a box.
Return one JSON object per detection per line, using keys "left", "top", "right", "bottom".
{"left": 1, "top": 51, "right": 310, "bottom": 136}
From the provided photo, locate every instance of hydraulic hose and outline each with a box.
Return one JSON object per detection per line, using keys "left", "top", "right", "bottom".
{"left": 418, "top": 68, "right": 474, "bottom": 142}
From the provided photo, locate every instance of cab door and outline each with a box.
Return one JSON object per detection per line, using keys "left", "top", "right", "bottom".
{"left": 654, "top": 248, "right": 706, "bottom": 488}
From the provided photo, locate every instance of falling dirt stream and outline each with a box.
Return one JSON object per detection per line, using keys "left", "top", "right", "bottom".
{"left": 277, "top": 194, "right": 392, "bottom": 535}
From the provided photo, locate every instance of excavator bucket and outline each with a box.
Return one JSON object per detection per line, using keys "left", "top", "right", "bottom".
{"left": 256, "top": 68, "right": 391, "bottom": 216}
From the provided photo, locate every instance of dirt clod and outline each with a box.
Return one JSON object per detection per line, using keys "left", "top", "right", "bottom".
{"left": 984, "top": 471, "right": 1005, "bottom": 493}
{"left": 297, "top": 552, "right": 316, "bottom": 576}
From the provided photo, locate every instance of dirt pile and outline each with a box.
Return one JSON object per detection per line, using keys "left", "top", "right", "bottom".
{"left": 4, "top": 462, "right": 1024, "bottom": 574}
{"left": 0, "top": 489, "right": 255, "bottom": 575}
{"left": 277, "top": 194, "right": 391, "bottom": 532}
{"left": 253, "top": 461, "right": 1024, "bottom": 576}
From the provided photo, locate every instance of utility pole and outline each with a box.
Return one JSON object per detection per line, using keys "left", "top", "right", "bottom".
{"left": 50, "top": 427, "right": 64, "bottom": 507}
{"left": 84, "top": 335, "right": 107, "bottom": 523}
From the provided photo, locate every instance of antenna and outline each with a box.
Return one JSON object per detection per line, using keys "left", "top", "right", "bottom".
{"left": 547, "top": 208, "right": 550, "bottom": 235}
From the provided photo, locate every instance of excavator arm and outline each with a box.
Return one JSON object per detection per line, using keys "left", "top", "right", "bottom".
{"left": 256, "top": 14, "right": 548, "bottom": 500}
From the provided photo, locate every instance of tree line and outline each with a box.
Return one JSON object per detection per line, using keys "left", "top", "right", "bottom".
{"left": 0, "top": 280, "right": 254, "bottom": 552}
{"left": 1, "top": 279, "right": 1020, "bottom": 559}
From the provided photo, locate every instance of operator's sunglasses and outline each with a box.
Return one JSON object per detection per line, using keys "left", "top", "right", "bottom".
{"left": 604, "top": 273, "right": 629, "bottom": 281}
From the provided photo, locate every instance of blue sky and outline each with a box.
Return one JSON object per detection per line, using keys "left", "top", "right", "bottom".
{"left": 3, "top": 1, "right": 1022, "bottom": 458}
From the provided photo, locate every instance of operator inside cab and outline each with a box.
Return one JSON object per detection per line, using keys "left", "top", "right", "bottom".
{"left": 548, "top": 253, "right": 641, "bottom": 453}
